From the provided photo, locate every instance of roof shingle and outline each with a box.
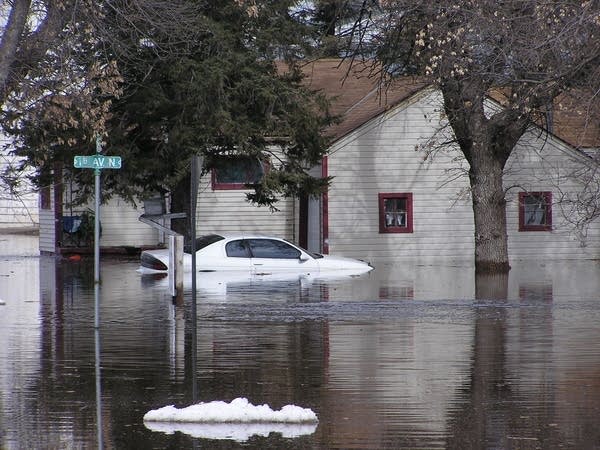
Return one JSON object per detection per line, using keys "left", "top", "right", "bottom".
{"left": 288, "top": 58, "right": 600, "bottom": 149}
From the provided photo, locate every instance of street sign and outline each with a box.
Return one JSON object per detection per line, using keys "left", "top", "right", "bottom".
{"left": 74, "top": 155, "right": 122, "bottom": 169}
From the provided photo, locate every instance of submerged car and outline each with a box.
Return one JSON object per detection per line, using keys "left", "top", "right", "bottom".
{"left": 138, "top": 234, "right": 372, "bottom": 275}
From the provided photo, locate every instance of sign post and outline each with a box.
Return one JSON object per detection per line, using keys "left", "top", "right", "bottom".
{"left": 74, "top": 139, "right": 121, "bottom": 450}
{"left": 73, "top": 139, "right": 122, "bottom": 328}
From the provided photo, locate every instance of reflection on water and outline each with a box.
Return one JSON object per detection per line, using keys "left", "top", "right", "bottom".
{"left": 2, "top": 235, "right": 600, "bottom": 448}
{"left": 144, "top": 420, "right": 319, "bottom": 442}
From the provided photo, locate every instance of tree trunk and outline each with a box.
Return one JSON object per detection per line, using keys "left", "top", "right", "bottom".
{"left": 0, "top": 1, "right": 73, "bottom": 106}
{"left": 441, "top": 84, "right": 519, "bottom": 274}
{"left": 0, "top": 0, "right": 31, "bottom": 92}
{"left": 469, "top": 141, "right": 510, "bottom": 273}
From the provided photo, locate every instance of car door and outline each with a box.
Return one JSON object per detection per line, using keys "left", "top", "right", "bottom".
{"left": 246, "top": 238, "right": 316, "bottom": 273}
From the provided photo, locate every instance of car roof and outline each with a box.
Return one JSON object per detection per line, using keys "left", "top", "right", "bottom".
{"left": 209, "top": 233, "right": 288, "bottom": 240}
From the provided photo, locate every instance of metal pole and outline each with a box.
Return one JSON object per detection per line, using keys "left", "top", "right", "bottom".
{"left": 190, "top": 154, "right": 199, "bottom": 402}
{"left": 94, "top": 136, "right": 102, "bottom": 329}
{"left": 191, "top": 156, "right": 198, "bottom": 304}
{"left": 94, "top": 136, "right": 103, "bottom": 446}
{"left": 95, "top": 326, "right": 103, "bottom": 449}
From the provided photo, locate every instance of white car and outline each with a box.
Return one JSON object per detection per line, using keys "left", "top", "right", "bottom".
{"left": 139, "top": 234, "right": 372, "bottom": 275}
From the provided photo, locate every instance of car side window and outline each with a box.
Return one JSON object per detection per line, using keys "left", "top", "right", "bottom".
{"left": 247, "top": 239, "right": 301, "bottom": 259}
{"left": 225, "top": 240, "right": 251, "bottom": 258}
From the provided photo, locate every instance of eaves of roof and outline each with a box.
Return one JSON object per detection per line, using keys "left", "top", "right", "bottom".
{"left": 286, "top": 58, "right": 600, "bottom": 151}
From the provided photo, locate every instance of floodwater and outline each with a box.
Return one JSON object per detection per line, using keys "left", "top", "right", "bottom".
{"left": 1, "top": 233, "right": 600, "bottom": 449}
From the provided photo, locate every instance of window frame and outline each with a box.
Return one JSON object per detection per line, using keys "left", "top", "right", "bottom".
{"left": 247, "top": 238, "right": 302, "bottom": 259}
{"left": 211, "top": 156, "right": 268, "bottom": 190}
{"left": 378, "top": 192, "right": 413, "bottom": 234}
{"left": 225, "top": 239, "right": 252, "bottom": 258}
{"left": 518, "top": 191, "right": 552, "bottom": 232}
{"left": 225, "top": 238, "right": 303, "bottom": 260}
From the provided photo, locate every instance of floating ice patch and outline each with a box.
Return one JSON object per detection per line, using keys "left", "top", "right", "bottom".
{"left": 143, "top": 397, "right": 318, "bottom": 424}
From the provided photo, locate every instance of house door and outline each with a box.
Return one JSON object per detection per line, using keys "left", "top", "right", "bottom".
{"left": 299, "top": 194, "right": 322, "bottom": 253}
{"left": 299, "top": 161, "right": 325, "bottom": 253}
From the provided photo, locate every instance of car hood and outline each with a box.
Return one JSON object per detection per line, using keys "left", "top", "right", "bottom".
{"left": 316, "top": 254, "right": 373, "bottom": 273}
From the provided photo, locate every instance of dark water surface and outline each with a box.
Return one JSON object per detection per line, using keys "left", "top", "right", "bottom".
{"left": 1, "top": 235, "right": 600, "bottom": 449}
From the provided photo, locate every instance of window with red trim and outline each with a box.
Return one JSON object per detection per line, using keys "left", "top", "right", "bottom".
{"left": 379, "top": 193, "right": 413, "bottom": 233}
{"left": 519, "top": 191, "right": 552, "bottom": 231}
{"left": 212, "top": 156, "right": 266, "bottom": 190}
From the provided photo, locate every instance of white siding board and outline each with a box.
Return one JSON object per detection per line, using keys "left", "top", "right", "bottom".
{"left": 0, "top": 195, "right": 38, "bottom": 229}
{"left": 38, "top": 210, "right": 55, "bottom": 253}
{"left": 195, "top": 175, "right": 295, "bottom": 239}
{"left": 328, "top": 90, "right": 474, "bottom": 263}
{"left": 504, "top": 130, "right": 600, "bottom": 260}
{"left": 0, "top": 151, "right": 38, "bottom": 229}
{"left": 43, "top": 162, "right": 296, "bottom": 254}
{"left": 97, "top": 198, "right": 158, "bottom": 247}
{"left": 60, "top": 198, "right": 159, "bottom": 248}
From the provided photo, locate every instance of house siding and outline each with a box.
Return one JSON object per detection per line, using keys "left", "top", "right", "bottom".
{"left": 39, "top": 163, "right": 295, "bottom": 254}
{"left": 0, "top": 193, "right": 38, "bottom": 229}
{"left": 195, "top": 174, "right": 295, "bottom": 239}
{"left": 96, "top": 198, "right": 159, "bottom": 247}
{"left": 327, "top": 89, "right": 600, "bottom": 263}
{"left": 505, "top": 133, "right": 600, "bottom": 260}
{"left": 327, "top": 90, "right": 475, "bottom": 263}
{"left": 0, "top": 154, "right": 38, "bottom": 230}
{"left": 34, "top": 84, "right": 600, "bottom": 262}
{"left": 39, "top": 207, "right": 55, "bottom": 254}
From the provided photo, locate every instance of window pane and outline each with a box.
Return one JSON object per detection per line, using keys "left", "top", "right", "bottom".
{"left": 384, "top": 198, "right": 407, "bottom": 228}
{"left": 215, "top": 157, "right": 264, "bottom": 184}
{"left": 523, "top": 194, "right": 548, "bottom": 225}
{"left": 247, "top": 239, "right": 301, "bottom": 259}
{"left": 226, "top": 240, "right": 250, "bottom": 258}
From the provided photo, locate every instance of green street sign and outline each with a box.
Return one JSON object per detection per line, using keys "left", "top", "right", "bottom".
{"left": 74, "top": 155, "right": 122, "bottom": 169}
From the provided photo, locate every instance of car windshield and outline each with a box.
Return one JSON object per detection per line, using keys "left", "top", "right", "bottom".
{"left": 283, "top": 239, "right": 323, "bottom": 259}
{"left": 184, "top": 234, "right": 224, "bottom": 254}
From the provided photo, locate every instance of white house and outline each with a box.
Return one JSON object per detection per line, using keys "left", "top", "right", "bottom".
{"left": 39, "top": 59, "right": 600, "bottom": 264}
{"left": 300, "top": 59, "right": 600, "bottom": 264}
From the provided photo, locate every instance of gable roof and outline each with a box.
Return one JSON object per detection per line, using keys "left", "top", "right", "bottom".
{"left": 294, "top": 58, "right": 600, "bottom": 150}
{"left": 297, "top": 58, "right": 428, "bottom": 141}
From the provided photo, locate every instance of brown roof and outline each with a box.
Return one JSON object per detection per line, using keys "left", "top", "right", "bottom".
{"left": 551, "top": 92, "right": 600, "bottom": 149}
{"left": 489, "top": 89, "right": 600, "bottom": 150}
{"left": 287, "top": 58, "right": 600, "bottom": 149}
{"left": 295, "top": 59, "right": 429, "bottom": 141}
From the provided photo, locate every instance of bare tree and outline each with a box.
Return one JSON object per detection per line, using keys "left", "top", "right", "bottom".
{"left": 344, "top": 0, "right": 600, "bottom": 272}
{"left": 0, "top": 0, "right": 215, "bottom": 132}
{"left": 1, "top": 1, "right": 68, "bottom": 105}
